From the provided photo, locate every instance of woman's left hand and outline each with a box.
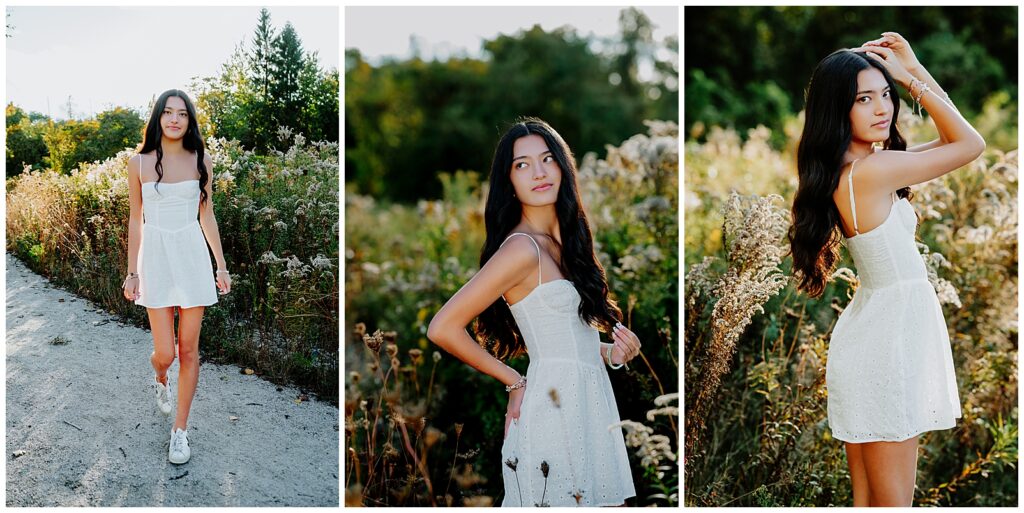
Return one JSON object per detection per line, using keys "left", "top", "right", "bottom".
{"left": 216, "top": 270, "right": 232, "bottom": 295}
{"left": 611, "top": 322, "right": 641, "bottom": 365}
{"left": 862, "top": 32, "right": 922, "bottom": 72}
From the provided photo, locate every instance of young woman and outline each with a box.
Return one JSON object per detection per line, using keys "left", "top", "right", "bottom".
{"left": 427, "top": 117, "right": 639, "bottom": 506}
{"left": 788, "top": 33, "right": 984, "bottom": 506}
{"left": 123, "top": 89, "right": 232, "bottom": 465}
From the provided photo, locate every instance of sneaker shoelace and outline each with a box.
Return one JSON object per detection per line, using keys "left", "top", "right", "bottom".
{"left": 172, "top": 431, "right": 188, "bottom": 454}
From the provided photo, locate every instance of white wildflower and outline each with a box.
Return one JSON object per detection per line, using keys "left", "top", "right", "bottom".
{"left": 277, "top": 126, "right": 293, "bottom": 141}
{"left": 311, "top": 254, "right": 334, "bottom": 269}
{"left": 259, "top": 251, "right": 287, "bottom": 265}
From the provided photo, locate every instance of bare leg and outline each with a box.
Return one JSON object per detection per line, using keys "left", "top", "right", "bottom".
{"left": 845, "top": 442, "right": 871, "bottom": 506}
{"left": 147, "top": 307, "right": 176, "bottom": 384}
{"left": 173, "top": 305, "right": 205, "bottom": 431}
{"left": 861, "top": 436, "right": 919, "bottom": 506}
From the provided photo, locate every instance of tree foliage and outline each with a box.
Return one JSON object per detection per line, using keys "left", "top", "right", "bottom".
{"left": 192, "top": 8, "right": 339, "bottom": 153}
{"left": 684, "top": 6, "right": 1017, "bottom": 145}
{"left": 345, "top": 7, "right": 679, "bottom": 202}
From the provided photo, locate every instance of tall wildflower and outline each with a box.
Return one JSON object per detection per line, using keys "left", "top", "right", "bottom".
{"left": 685, "top": 191, "right": 789, "bottom": 454}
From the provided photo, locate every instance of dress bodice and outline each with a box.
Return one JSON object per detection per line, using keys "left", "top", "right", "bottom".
{"left": 142, "top": 180, "right": 201, "bottom": 232}
{"left": 843, "top": 198, "right": 926, "bottom": 289}
{"left": 508, "top": 279, "right": 604, "bottom": 368}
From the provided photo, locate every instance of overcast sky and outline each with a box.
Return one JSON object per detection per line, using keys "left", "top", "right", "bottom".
{"left": 345, "top": 6, "right": 678, "bottom": 79}
{"left": 6, "top": 6, "right": 338, "bottom": 120}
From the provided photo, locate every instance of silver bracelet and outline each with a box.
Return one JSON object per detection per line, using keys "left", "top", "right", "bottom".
{"left": 605, "top": 346, "right": 624, "bottom": 370}
{"left": 122, "top": 273, "right": 139, "bottom": 288}
{"left": 505, "top": 376, "right": 527, "bottom": 392}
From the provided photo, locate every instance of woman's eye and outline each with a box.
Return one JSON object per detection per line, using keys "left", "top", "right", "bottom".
{"left": 883, "top": 90, "right": 890, "bottom": 98}
{"left": 515, "top": 162, "right": 526, "bottom": 169}
{"left": 544, "top": 155, "right": 553, "bottom": 162}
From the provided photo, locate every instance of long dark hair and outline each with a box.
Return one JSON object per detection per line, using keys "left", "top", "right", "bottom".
{"left": 788, "top": 49, "right": 910, "bottom": 298}
{"left": 139, "top": 89, "right": 209, "bottom": 205}
{"left": 474, "top": 117, "right": 622, "bottom": 360}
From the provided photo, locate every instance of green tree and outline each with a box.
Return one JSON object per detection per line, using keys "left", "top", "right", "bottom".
{"left": 684, "top": 6, "right": 1017, "bottom": 143}
{"left": 91, "top": 107, "right": 144, "bottom": 158}
{"left": 345, "top": 11, "right": 679, "bottom": 202}
{"left": 193, "top": 9, "right": 338, "bottom": 153}
{"left": 269, "top": 22, "right": 305, "bottom": 143}
{"left": 5, "top": 103, "right": 48, "bottom": 176}
{"left": 43, "top": 119, "right": 98, "bottom": 174}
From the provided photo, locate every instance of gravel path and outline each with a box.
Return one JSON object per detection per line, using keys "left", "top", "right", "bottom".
{"left": 5, "top": 253, "right": 339, "bottom": 506}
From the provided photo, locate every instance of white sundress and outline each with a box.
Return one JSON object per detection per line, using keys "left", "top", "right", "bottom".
{"left": 827, "top": 159, "right": 962, "bottom": 443}
{"left": 497, "top": 232, "right": 635, "bottom": 507}
{"left": 134, "top": 154, "right": 218, "bottom": 309}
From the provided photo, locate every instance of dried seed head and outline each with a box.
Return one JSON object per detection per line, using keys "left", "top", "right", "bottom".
{"left": 433, "top": 351, "right": 442, "bottom": 363}
{"left": 385, "top": 343, "right": 399, "bottom": 358}
{"left": 408, "top": 348, "right": 423, "bottom": 365}
{"left": 353, "top": 322, "right": 366, "bottom": 337}
{"left": 540, "top": 460, "right": 549, "bottom": 478}
{"left": 348, "top": 371, "right": 361, "bottom": 385}
{"left": 424, "top": 426, "right": 443, "bottom": 449}
{"left": 504, "top": 457, "right": 519, "bottom": 471}
{"left": 382, "top": 442, "right": 399, "bottom": 460}
{"left": 363, "top": 330, "right": 383, "bottom": 352}
{"left": 383, "top": 331, "right": 398, "bottom": 344}
{"left": 455, "top": 423, "right": 464, "bottom": 436}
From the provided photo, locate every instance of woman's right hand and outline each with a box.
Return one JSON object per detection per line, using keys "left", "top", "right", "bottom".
{"left": 862, "top": 32, "right": 922, "bottom": 73}
{"left": 504, "top": 385, "right": 526, "bottom": 439}
{"left": 123, "top": 276, "right": 140, "bottom": 301}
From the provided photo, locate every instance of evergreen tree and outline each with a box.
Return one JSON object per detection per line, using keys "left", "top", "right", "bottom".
{"left": 250, "top": 8, "right": 275, "bottom": 100}
{"left": 270, "top": 22, "right": 305, "bottom": 142}
{"left": 248, "top": 8, "right": 276, "bottom": 149}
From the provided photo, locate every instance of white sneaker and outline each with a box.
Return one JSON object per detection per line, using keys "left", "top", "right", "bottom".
{"left": 168, "top": 428, "right": 190, "bottom": 464}
{"left": 154, "top": 379, "right": 172, "bottom": 416}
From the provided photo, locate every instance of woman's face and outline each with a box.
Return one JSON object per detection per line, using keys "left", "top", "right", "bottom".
{"left": 509, "top": 134, "right": 561, "bottom": 206}
{"left": 161, "top": 96, "right": 189, "bottom": 140}
{"left": 848, "top": 67, "right": 893, "bottom": 144}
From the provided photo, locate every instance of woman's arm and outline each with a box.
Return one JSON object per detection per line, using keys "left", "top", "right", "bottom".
{"left": 428, "top": 236, "right": 539, "bottom": 438}
{"left": 857, "top": 44, "right": 985, "bottom": 190}
{"left": 198, "top": 154, "right": 227, "bottom": 271}
{"left": 864, "top": 32, "right": 952, "bottom": 153}
{"left": 125, "top": 155, "right": 144, "bottom": 299}
{"left": 426, "top": 235, "right": 537, "bottom": 388}
{"left": 904, "top": 64, "right": 952, "bottom": 152}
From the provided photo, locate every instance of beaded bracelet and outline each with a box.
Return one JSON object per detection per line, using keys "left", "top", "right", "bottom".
{"left": 505, "top": 376, "right": 527, "bottom": 392}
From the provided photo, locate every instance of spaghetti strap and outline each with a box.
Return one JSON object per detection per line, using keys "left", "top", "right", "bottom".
{"left": 847, "top": 159, "right": 860, "bottom": 235}
{"left": 501, "top": 231, "right": 544, "bottom": 284}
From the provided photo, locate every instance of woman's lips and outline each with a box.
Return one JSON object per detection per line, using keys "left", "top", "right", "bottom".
{"left": 533, "top": 183, "right": 552, "bottom": 191}
{"left": 873, "top": 119, "right": 890, "bottom": 128}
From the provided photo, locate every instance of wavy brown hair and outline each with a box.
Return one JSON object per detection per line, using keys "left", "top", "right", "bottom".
{"left": 788, "top": 49, "right": 910, "bottom": 298}
{"left": 140, "top": 89, "right": 210, "bottom": 205}
{"left": 474, "top": 117, "right": 622, "bottom": 360}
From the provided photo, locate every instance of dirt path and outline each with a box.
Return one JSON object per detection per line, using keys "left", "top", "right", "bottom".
{"left": 5, "top": 253, "right": 339, "bottom": 506}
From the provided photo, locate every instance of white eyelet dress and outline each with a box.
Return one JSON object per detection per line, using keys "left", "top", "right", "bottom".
{"left": 134, "top": 155, "right": 218, "bottom": 309}
{"left": 827, "top": 159, "right": 961, "bottom": 443}
{"left": 497, "top": 232, "right": 635, "bottom": 507}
